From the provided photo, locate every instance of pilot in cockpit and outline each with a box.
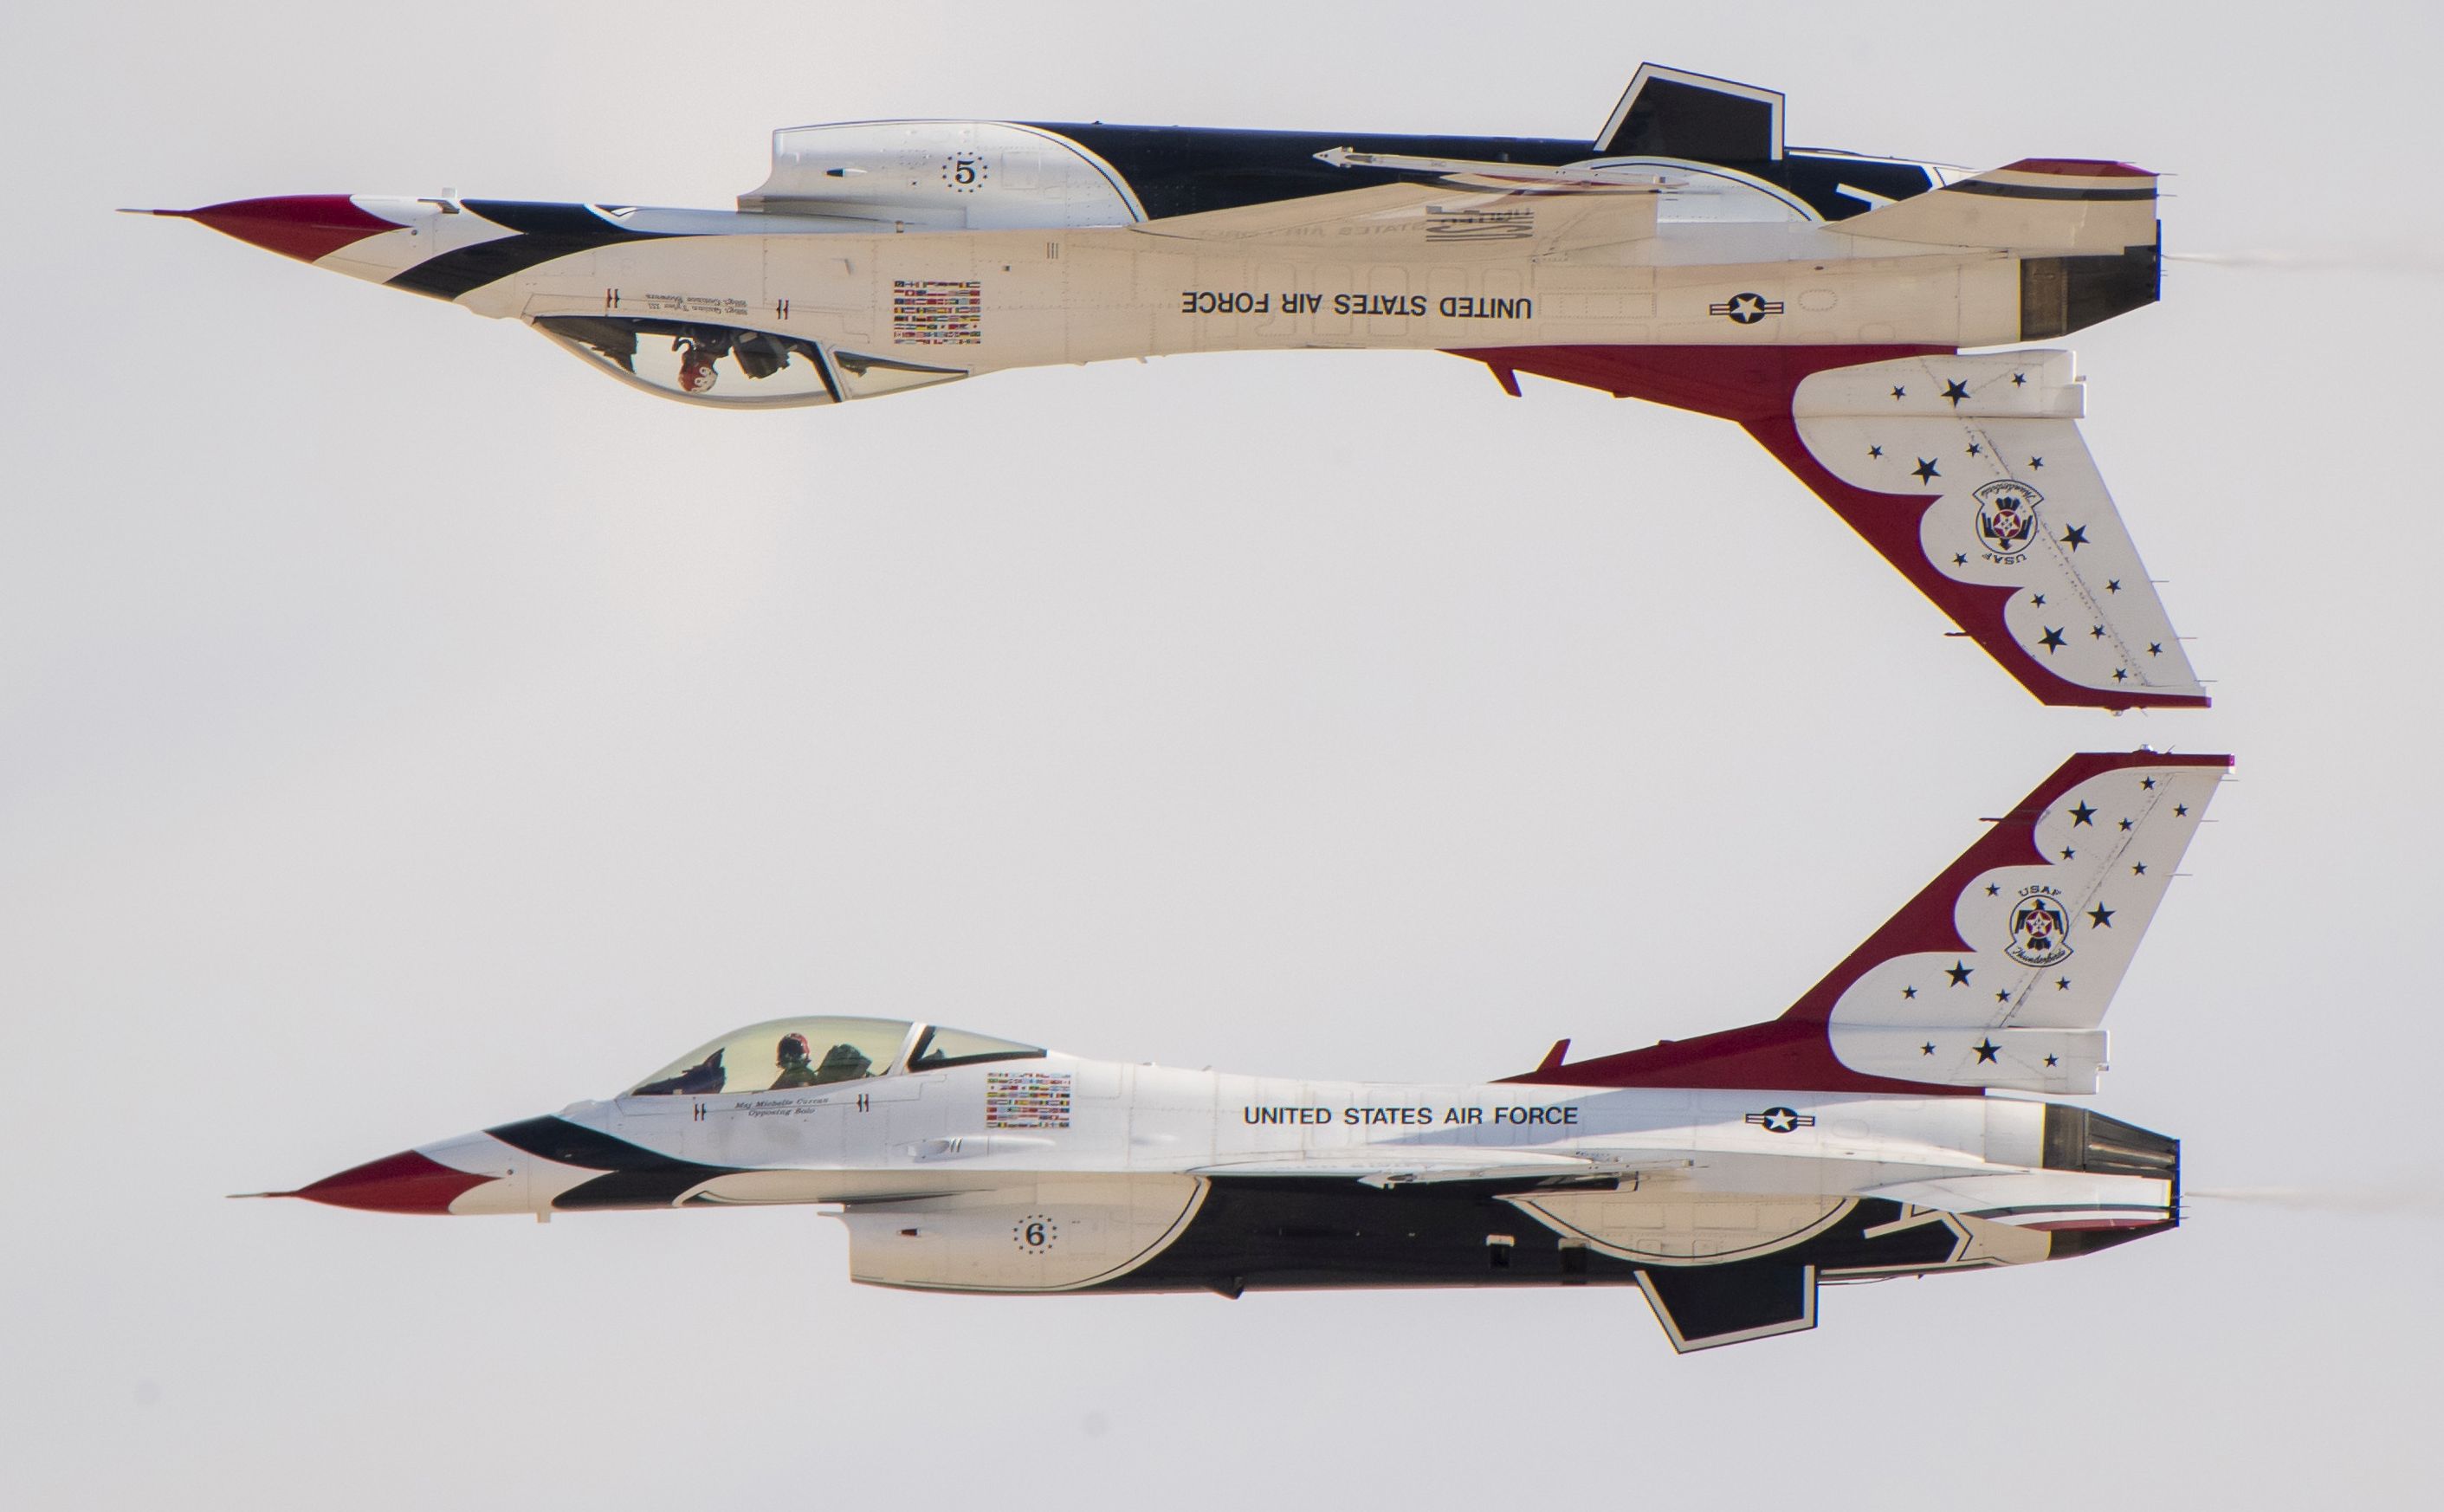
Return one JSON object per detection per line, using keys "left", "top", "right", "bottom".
{"left": 675, "top": 339, "right": 720, "bottom": 394}
{"left": 770, "top": 1033, "right": 822, "bottom": 1089}
{"left": 771, "top": 1033, "right": 872, "bottom": 1090}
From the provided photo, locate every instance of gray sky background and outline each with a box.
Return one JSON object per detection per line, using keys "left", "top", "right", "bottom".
{"left": 5, "top": 3, "right": 2438, "bottom": 1507}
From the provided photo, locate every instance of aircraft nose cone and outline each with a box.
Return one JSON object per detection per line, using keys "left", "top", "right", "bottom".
{"left": 293, "top": 1148, "right": 492, "bottom": 1214}
{"left": 156, "top": 194, "right": 400, "bottom": 264}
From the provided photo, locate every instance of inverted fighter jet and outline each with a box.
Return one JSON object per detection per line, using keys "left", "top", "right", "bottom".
{"left": 147, "top": 65, "right": 2201, "bottom": 709}
{"left": 266, "top": 749, "right": 2226, "bottom": 1352}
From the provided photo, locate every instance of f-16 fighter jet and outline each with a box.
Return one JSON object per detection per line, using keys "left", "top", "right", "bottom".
{"left": 264, "top": 750, "right": 2226, "bottom": 1352}
{"left": 148, "top": 65, "right": 2201, "bottom": 710}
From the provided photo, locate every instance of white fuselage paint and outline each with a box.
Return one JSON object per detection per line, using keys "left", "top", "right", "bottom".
{"left": 482, "top": 217, "right": 2017, "bottom": 375}
{"left": 426, "top": 1054, "right": 2167, "bottom": 1249}
{"left": 309, "top": 122, "right": 2036, "bottom": 406}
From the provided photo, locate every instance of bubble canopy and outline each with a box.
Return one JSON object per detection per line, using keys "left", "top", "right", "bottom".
{"left": 533, "top": 315, "right": 837, "bottom": 408}
{"left": 625, "top": 1018, "right": 1044, "bottom": 1097}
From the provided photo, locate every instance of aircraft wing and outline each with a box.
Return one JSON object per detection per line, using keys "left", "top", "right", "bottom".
{"left": 1311, "top": 146, "right": 1678, "bottom": 195}
{"left": 1135, "top": 178, "right": 1659, "bottom": 255}
{"left": 1457, "top": 346, "right": 2206, "bottom": 708}
{"left": 1191, "top": 1148, "right": 1696, "bottom": 1187}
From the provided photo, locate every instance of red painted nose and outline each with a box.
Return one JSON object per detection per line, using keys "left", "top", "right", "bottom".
{"left": 292, "top": 1149, "right": 491, "bottom": 1214}
{"left": 153, "top": 195, "right": 400, "bottom": 264}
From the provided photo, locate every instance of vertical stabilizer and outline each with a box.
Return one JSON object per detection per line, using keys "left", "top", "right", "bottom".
{"left": 1505, "top": 751, "right": 2230, "bottom": 1095}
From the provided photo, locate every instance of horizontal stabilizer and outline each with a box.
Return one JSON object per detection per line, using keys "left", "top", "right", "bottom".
{"left": 1137, "top": 179, "right": 1657, "bottom": 255}
{"left": 1857, "top": 1172, "right": 2174, "bottom": 1232}
{"left": 1313, "top": 148, "right": 1678, "bottom": 194}
{"left": 1192, "top": 1149, "right": 1693, "bottom": 1186}
{"left": 1840, "top": 159, "right": 2156, "bottom": 255}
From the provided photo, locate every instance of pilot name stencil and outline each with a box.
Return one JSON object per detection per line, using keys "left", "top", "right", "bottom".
{"left": 641, "top": 291, "right": 748, "bottom": 318}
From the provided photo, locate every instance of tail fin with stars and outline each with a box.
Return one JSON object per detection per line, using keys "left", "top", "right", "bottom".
{"left": 1503, "top": 750, "right": 2229, "bottom": 1096}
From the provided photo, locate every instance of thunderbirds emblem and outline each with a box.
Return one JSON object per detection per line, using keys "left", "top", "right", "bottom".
{"left": 1974, "top": 480, "right": 2044, "bottom": 562}
{"left": 2005, "top": 885, "right": 2073, "bottom": 967}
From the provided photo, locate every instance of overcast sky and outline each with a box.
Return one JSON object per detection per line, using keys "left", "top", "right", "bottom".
{"left": 5, "top": 3, "right": 2439, "bottom": 1507}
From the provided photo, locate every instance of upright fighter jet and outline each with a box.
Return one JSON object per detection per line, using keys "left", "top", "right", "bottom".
{"left": 147, "top": 65, "right": 2201, "bottom": 709}
{"left": 264, "top": 750, "right": 2226, "bottom": 1352}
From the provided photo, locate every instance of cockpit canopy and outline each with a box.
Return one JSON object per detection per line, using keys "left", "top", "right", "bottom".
{"left": 626, "top": 1016, "right": 1044, "bottom": 1097}
{"left": 531, "top": 315, "right": 972, "bottom": 409}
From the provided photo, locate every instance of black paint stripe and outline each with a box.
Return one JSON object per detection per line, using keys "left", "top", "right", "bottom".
{"left": 387, "top": 200, "right": 681, "bottom": 301}
{"left": 486, "top": 1115, "right": 741, "bottom": 1211}
{"left": 1090, "top": 1184, "right": 1976, "bottom": 1294}
{"left": 1948, "top": 180, "right": 2154, "bottom": 202}
{"left": 460, "top": 201, "right": 651, "bottom": 236}
{"left": 553, "top": 1169, "right": 727, "bottom": 1210}
{"left": 1021, "top": 122, "right": 1936, "bottom": 223}
{"left": 485, "top": 1115, "right": 727, "bottom": 1174}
